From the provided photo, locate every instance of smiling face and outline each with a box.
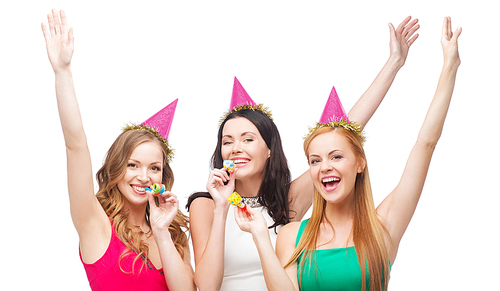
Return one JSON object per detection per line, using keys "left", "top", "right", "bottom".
{"left": 117, "top": 141, "right": 164, "bottom": 208}
{"left": 221, "top": 117, "right": 271, "bottom": 182}
{"left": 307, "top": 130, "right": 365, "bottom": 206}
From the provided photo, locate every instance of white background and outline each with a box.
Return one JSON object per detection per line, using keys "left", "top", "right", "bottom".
{"left": 1, "top": 1, "right": 498, "bottom": 290}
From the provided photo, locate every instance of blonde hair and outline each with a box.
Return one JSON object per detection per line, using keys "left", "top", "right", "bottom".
{"left": 285, "top": 126, "right": 390, "bottom": 291}
{"left": 95, "top": 130, "right": 189, "bottom": 273}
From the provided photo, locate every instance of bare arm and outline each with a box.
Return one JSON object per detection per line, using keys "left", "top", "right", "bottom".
{"left": 349, "top": 16, "right": 420, "bottom": 129}
{"left": 234, "top": 207, "right": 300, "bottom": 291}
{"left": 376, "top": 17, "right": 461, "bottom": 262}
{"left": 149, "top": 191, "right": 196, "bottom": 291}
{"left": 190, "top": 169, "right": 236, "bottom": 290}
{"left": 289, "top": 17, "right": 420, "bottom": 221}
{"left": 42, "top": 9, "right": 109, "bottom": 255}
{"left": 288, "top": 170, "right": 313, "bottom": 222}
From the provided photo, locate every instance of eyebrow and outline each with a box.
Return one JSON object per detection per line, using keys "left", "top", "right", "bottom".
{"left": 129, "top": 159, "right": 162, "bottom": 165}
{"left": 222, "top": 131, "right": 257, "bottom": 138}
{"left": 328, "top": 149, "right": 342, "bottom": 155}
{"left": 308, "top": 149, "right": 342, "bottom": 158}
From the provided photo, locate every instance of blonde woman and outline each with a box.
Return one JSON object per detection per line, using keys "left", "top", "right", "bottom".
{"left": 235, "top": 17, "right": 461, "bottom": 291}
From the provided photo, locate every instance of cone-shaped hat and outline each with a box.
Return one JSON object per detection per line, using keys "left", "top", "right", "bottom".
{"left": 141, "top": 98, "right": 178, "bottom": 141}
{"left": 229, "top": 77, "right": 256, "bottom": 110}
{"left": 319, "top": 86, "right": 349, "bottom": 124}
{"left": 123, "top": 99, "right": 178, "bottom": 162}
{"left": 306, "top": 85, "right": 365, "bottom": 144}
{"left": 219, "top": 77, "right": 272, "bottom": 125}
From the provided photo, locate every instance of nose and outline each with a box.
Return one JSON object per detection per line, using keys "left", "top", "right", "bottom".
{"left": 137, "top": 168, "right": 150, "bottom": 183}
{"left": 320, "top": 160, "right": 334, "bottom": 173}
{"left": 231, "top": 141, "right": 243, "bottom": 155}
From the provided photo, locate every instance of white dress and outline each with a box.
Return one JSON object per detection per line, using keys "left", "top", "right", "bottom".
{"left": 220, "top": 205, "right": 280, "bottom": 291}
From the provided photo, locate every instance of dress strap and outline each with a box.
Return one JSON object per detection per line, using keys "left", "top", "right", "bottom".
{"left": 295, "top": 219, "right": 310, "bottom": 247}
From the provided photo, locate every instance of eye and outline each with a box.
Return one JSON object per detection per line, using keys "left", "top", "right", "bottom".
{"left": 151, "top": 166, "right": 161, "bottom": 171}
{"left": 332, "top": 155, "right": 343, "bottom": 160}
{"left": 244, "top": 138, "right": 254, "bottom": 142}
{"left": 222, "top": 140, "right": 233, "bottom": 146}
{"left": 309, "top": 159, "right": 320, "bottom": 165}
{"left": 127, "top": 163, "right": 137, "bottom": 168}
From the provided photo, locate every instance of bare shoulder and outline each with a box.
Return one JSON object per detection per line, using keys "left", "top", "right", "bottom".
{"left": 277, "top": 221, "right": 302, "bottom": 243}
{"left": 189, "top": 197, "right": 216, "bottom": 219}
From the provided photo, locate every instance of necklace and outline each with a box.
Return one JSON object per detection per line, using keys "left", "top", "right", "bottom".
{"left": 241, "top": 195, "right": 261, "bottom": 207}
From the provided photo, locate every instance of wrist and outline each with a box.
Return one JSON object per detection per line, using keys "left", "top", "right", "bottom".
{"left": 252, "top": 229, "right": 271, "bottom": 245}
{"left": 443, "top": 59, "right": 460, "bottom": 70}
{"left": 53, "top": 67, "right": 73, "bottom": 77}
{"left": 153, "top": 228, "right": 173, "bottom": 241}
{"left": 387, "top": 54, "right": 405, "bottom": 69}
{"left": 214, "top": 203, "right": 230, "bottom": 215}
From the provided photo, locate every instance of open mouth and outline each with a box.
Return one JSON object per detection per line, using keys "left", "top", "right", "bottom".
{"left": 232, "top": 159, "right": 249, "bottom": 167}
{"left": 131, "top": 185, "right": 147, "bottom": 193}
{"left": 322, "top": 177, "right": 340, "bottom": 191}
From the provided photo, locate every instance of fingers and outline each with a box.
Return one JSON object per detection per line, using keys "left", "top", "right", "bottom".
{"left": 442, "top": 16, "right": 451, "bottom": 40}
{"left": 388, "top": 23, "right": 396, "bottom": 37}
{"left": 60, "top": 10, "right": 68, "bottom": 35}
{"left": 41, "top": 23, "right": 50, "bottom": 42}
{"left": 44, "top": 9, "right": 69, "bottom": 41}
{"left": 407, "top": 33, "right": 419, "bottom": 48}
{"left": 52, "top": 9, "right": 61, "bottom": 35}
{"left": 396, "top": 16, "right": 411, "bottom": 33}
{"left": 452, "top": 26, "right": 462, "bottom": 42}
{"left": 442, "top": 17, "right": 461, "bottom": 42}
{"left": 47, "top": 12, "right": 55, "bottom": 36}
{"left": 156, "top": 190, "right": 178, "bottom": 204}
{"left": 392, "top": 16, "right": 419, "bottom": 46}
{"left": 147, "top": 188, "right": 157, "bottom": 208}
{"left": 208, "top": 167, "right": 236, "bottom": 188}
{"left": 68, "top": 27, "right": 75, "bottom": 48}
{"left": 404, "top": 21, "right": 420, "bottom": 40}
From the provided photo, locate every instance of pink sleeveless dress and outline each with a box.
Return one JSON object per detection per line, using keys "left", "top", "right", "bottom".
{"left": 79, "top": 221, "right": 168, "bottom": 291}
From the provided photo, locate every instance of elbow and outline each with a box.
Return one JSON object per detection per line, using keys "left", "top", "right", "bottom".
{"left": 194, "top": 275, "right": 222, "bottom": 291}
{"left": 415, "top": 135, "right": 440, "bottom": 151}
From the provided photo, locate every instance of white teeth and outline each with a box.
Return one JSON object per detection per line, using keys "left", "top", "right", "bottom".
{"left": 322, "top": 177, "right": 340, "bottom": 183}
{"left": 233, "top": 159, "right": 248, "bottom": 164}
{"left": 132, "top": 186, "right": 145, "bottom": 191}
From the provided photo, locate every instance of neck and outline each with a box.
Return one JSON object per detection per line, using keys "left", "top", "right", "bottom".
{"left": 323, "top": 193, "right": 355, "bottom": 227}
{"left": 124, "top": 203, "right": 149, "bottom": 230}
{"left": 234, "top": 176, "right": 263, "bottom": 197}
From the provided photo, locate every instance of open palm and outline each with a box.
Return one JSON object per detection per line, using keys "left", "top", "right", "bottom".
{"left": 41, "top": 9, "right": 74, "bottom": 72}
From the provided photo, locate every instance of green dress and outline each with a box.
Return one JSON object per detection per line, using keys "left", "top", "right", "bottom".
{"left": 296, "top": 219, "right": 372, "bottom": 291}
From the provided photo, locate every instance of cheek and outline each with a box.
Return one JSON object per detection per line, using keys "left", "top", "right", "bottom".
{"left": 220, "top": 146, "right": 231, "bottom": 159}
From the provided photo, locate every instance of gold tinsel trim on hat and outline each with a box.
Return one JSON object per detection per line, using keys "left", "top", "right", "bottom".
{"left": 122, "top": 124, "right": 175, "bottom": 163}
{"left": 218, "top": 104, "right": 273, "bottom": 126}
{"left": 305, "top": 119, "right": 366, "bottom": 144}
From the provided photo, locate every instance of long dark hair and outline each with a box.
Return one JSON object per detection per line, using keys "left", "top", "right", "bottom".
{"left": 212, "top": 109, "right": 292, "bottom": 229}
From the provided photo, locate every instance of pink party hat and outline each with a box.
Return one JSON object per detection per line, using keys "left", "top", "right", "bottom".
{"left": 141, "top": 98, "right": 178, "bottom": 141}
{"left": 319, "top": 86, "right": 350, "bottom": 124}
{"left": 230, "top": 77, "right": 257, "bottom": 110}
{"left": 123, "top": 99, "right": 178, "bottom": 162}
{"left": 219, "top": 77, "right": 272, "bottom": 125}
{"left": 307, "top": 86, "right": 365, "bottom": 143}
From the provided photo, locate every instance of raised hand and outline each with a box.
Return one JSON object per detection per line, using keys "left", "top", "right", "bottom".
{"left": 388, "top": 16, "right": 420, "bottom": 66}
{"left": 441, "top": 16, "right": 462, "bottom": 67}
{"left": 148, "top": 190, "right": 180, "bottom": 232}
{"left": 41, "top": 9, "right": 74, "bottom": 72}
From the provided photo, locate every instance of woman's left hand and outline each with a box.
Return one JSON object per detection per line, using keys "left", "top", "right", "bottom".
{"left": 441, "top": 16, "right": 462, "bottom": 67}
{"left": 148, "top": 189, "right": 179, "bottom": 232}
{"left": 234, "top": 206, "right": 268, "bottom": 237}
